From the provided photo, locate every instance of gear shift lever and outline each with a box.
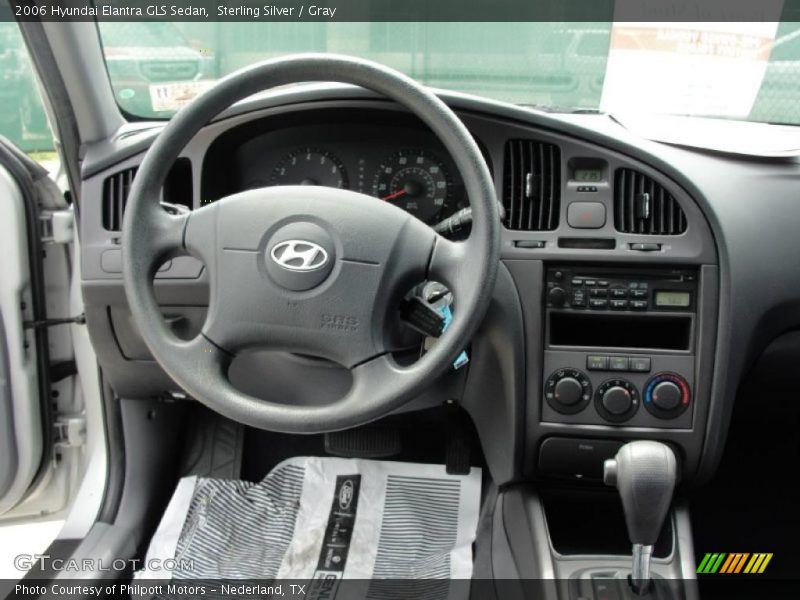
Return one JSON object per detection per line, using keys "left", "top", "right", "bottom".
{"left": 604, "top": 441, "right": 677, "bottom": 595}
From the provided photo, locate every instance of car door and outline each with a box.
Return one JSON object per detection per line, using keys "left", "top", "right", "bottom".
{"left": 0, "top": 137, "right": 66, "bottom": 517}
{"left": 0, "top": 18, "right": 86, "bottom": 529}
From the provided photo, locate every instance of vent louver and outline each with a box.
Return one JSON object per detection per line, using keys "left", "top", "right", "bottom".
{"left": 614, "top": 169, "right": 687, "bottom": 235}
{"left": 502, "top": 139, "right": 561, "bottom": 231}
{"left": 101, "top": 167, "right": 138, "bottom": 231}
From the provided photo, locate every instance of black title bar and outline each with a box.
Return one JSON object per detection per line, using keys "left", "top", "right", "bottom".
{"left": 4, "top": 0, "right": 800, "bottom": 23}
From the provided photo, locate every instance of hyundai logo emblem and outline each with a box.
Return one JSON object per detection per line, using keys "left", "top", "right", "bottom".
{"left": 270, "top": 240, "right": 329, "bottom": 272}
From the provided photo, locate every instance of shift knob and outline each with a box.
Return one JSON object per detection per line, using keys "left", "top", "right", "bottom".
{"left": 604, "top": 441, "right": 677, "bottom": 545}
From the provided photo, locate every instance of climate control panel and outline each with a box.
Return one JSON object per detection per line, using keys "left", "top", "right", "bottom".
{"left": 542, "top": 351, "right": 694, "bottom": 429}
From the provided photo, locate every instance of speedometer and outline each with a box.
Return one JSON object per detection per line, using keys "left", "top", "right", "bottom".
{"left": 270, "top": 147, "right": 348, "bottom": 188}
{"left": 372, "top": 149, "right": 457, "bottom": 224}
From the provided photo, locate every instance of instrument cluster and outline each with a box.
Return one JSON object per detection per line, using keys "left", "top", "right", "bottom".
{"left": 262, "top": 145, "right": 465, "bottom": 226}
{"left": 202, "top": 116, "right": 476, "bottom": 227}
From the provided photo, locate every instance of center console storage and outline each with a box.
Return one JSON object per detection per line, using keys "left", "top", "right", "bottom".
{"left": 541, "top": 486, "right": 673, "bottom": 558}
{"left": 543, "top": 266, "right": 698, "bottom": 429}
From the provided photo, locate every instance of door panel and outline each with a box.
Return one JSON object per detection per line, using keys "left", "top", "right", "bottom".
{"left": 0, "top": 162, "right": 44, "bottom": 514}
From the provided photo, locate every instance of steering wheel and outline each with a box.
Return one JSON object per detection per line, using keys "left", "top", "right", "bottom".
{"left": 122, "top": 55, "right": 500, "bottom": 433}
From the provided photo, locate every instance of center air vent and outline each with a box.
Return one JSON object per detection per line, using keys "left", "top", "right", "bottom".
{"left": 503, "top": 139, "right": 561, "bottom": 231}
{"left": 614, "top": 168, "right": 687, "bottom": 235}
{"left": 102, "top": 167, "right": 137, "bottom": 231}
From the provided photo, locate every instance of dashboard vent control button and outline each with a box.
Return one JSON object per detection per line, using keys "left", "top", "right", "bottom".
{"left": 630, "top": 243, "right": 662, "bottom": 251}
{"left": 514, "top": 240, "right": 545, "bottom": 248}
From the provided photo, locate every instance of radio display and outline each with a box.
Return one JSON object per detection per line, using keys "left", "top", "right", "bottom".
{"left": 574, "top": 169, "right": 603, "bottom": 182}
{"left": 655, "top": 291, "right": 691, "bottom": 308}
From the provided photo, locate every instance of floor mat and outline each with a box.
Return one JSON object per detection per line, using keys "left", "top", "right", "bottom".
{"left": 137, "top": 457, "right": 481, "bottom": 591}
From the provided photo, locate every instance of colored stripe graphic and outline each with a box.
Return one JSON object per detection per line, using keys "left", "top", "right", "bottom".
{"left": 720, "top": 553, "right": 749, "bottom": 573}
{"left": 719, "top": 554, "right": 736, "bottom": 573}
{"left": 698, "top": 552, "right": 773, "bottom": 574}
{"left": 697, "top": 553, "right": 727, "bottom": 573}
{"left": 710, "top": 553, "right": 726, "bottom": 573}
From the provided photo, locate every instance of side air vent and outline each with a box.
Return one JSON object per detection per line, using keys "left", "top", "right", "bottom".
{"left": 614, "top": 169, "right": 687, "bottom": 235}
{"left": 502, "top": 139, "right": 561, "bottom": 231}
{"left": 102, "top": 167, "right": 137, "bottom": 231}
{"left": 101, "top": 158, "right": 193, "bottom": 232}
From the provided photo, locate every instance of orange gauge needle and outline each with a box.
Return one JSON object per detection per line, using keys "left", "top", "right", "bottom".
{"left": 382, "top": 189, "right": 407, "bottom": 201}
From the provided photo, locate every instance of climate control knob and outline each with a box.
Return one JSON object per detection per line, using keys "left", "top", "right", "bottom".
{"left": 545, "top": 368, "right": 592, "bottom": 414}
{"left": 652, "top": 381, "right": 682, "bottom": 411}
{"left": 595, "top": 378, "right": 640, "bottom": 423}
{"left": 554, "top": 377, "right": 583, "bottom": 406}
{"left": 644, "top": 373, "right": 691, "bottom": 419}
{"left": 602, "top": 386, "right": 633, "bottom": 415}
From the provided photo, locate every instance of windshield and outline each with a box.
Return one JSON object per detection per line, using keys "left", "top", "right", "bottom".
{"left": 97, "top": 21, "right": 800, "bottom": 125}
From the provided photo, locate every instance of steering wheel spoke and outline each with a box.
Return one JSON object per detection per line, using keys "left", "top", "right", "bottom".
{"left": 126, "top": 205, "right": 191, "bottom": 280}
{"left": 429, "top": 235, "right": 475, "bottom": 304}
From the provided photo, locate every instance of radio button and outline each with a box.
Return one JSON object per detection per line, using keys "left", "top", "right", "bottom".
{"left": 630, "top": 289, "right": 648, "bottom": 299}
{"left": 548, "top": 287, "right": 567, "bottom": 307}
{"left": 589, "top": 298, "right": 608, "bottom": 309}
{"left": 610, "top": 288, "right": 628, "bottom": 298}
{"left": 590, "top": 288, "right": 608, "bottom": 298}
{"left": 572, "top": 289, "right": 587, "bottom": 307}
{"left": 610, "top": 299, "right": 628, "bottom": 310}
{"left": 631, "top": 300, "right": 648, "bottom": 310}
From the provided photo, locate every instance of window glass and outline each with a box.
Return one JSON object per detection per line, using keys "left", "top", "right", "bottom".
{"left": 0, "top": 22, "right": 56, "bottom": 164}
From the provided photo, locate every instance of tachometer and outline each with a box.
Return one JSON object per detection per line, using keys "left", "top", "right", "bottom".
{"left": 372, "top": 149, "right": 456, "bottom": 224}
{"left": 270, "top": 148, "right": 348, "bottom": 188}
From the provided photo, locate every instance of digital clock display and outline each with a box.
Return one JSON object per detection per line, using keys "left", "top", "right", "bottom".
{"left": 655, "top": 291, "right": 691, "bottom": 308}
{"left": 574, "top": 169, "right": 603, "bottom": 182}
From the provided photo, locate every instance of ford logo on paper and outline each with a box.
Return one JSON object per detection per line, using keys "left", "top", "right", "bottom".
{"left": 270, "top": 240, "right": 329, "bottom": 272}
{"left": 339, "top": 480, "right": 354, "bottom": 510}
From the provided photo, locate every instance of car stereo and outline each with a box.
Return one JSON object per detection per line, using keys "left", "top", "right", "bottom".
{"left": 542, "top": 266, "right": 698, "bottom": 430}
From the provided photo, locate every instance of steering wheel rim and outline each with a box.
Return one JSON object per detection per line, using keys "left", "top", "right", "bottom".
{"left": 122, "top": 54, "right": 500, "bottom": 433}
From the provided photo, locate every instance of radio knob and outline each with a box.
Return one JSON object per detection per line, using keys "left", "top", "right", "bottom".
{"left": 548, "top": 286, "right": 567, "bottom": 307}
{"left": 652, "top": 381, "right": 682, "bottom": 411}
{"left": 601, "top": 386, "right": 632, "bottom": 415}
{"left": 554, "top": 377, "right": 583, "bottom": 407}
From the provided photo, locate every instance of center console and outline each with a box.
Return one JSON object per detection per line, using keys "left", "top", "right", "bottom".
{"left": 543, "top": 265, "right": 697, "bottom": 430}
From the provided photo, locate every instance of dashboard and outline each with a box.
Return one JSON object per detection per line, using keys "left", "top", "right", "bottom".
{"left": 200, "top": 111, "right": 471, "bottom": 226}
{"left": 77, "top": 85, "right": 800, "bottom": 490}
